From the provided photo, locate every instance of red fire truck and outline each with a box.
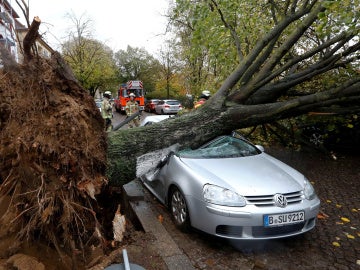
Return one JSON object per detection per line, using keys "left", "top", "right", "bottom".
{"left": 114, "top": 80, "right": 145, "bottom": 113}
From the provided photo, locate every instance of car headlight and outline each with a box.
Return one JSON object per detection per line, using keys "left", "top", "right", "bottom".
{"left": 304, "top": 178, "right": 316, "bottom": 200}
{"left": 203, "top": 184, "right": 246, "bottom": 207}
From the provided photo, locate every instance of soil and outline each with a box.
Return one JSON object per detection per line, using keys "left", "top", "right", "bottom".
{"left": 0, "top": 52, "right": 110, "bottom": 269}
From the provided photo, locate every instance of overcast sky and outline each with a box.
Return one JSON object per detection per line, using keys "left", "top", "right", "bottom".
{"left": 19, "top": 0, "right": 170, "bottom": 55}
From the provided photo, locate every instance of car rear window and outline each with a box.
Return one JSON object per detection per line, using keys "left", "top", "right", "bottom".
{"left": 166, "top": 100, "right": 180, "bottom": 105}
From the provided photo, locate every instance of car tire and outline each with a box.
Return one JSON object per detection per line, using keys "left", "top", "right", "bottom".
{"left": 169, "top": 187, "right": 191, "bottom": 232}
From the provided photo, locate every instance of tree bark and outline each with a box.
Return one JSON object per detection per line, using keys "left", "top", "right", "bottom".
{"left": 23, "top": 16, "right": 41, "bottom": 61}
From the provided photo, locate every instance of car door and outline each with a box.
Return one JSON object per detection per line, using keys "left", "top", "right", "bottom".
{"left": 142, "top": 155, "right": 170, "bottom": 203}
{"left": 155, "top": 100, "right": 164, "bottom": 114}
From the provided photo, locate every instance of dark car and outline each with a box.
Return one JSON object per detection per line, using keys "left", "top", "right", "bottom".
{"left": 145, "top": 99, "right": 160, "bottom": 113}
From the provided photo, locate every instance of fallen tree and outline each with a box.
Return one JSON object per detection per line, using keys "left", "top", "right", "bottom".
{"left": 0, "top": 0, "right": 359, "bottom": 268}
{"left": 107, "top": 0, "right": 360, "bottom": 185}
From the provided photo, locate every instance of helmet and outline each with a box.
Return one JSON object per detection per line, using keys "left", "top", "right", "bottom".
{"left": 103, "top": 91, "right": 111, "bottom": 98}
{"left": 129, "top": 93, "right": 135, "bottom": 97}
{"left": 202, "top": 90, "right": 211, "bottom": 97}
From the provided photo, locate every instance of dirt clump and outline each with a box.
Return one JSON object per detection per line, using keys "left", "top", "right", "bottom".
{"left": 0, "top": 48, "right": 112, "bottom": 269}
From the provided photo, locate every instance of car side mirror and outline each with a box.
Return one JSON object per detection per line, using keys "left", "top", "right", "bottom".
{"left": 156, "top": 152, "right": 174, "bottom": 169}
{"left": 255, "top": 145, "right": 265, "bottom": 152}
{"left": 231, "top": 130, "right": 247, "bottom": 140}
{"left": 157, "top": 156, "right": 168, "bottom": 168}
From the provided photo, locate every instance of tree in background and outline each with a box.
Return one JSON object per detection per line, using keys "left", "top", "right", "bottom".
{"left": 151, "top": 40, "right": 185, "bottom": 99}
{"left": 61, "top": 13, "right": 118, "bottom": 97}
{"left": 114, "top": 45, "right": 162, "bottom": 93}
{"left": 167, "top": 0, "right": 242, "bottom": 96}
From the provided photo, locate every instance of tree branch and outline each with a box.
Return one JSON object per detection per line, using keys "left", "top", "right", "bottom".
{"left": 211, "top": 1, "right": 315, "bottom": 104}
{"left": 209, "top": 0, "right": 243, "bottom": 60}
{"left": 230, "top": 3, "right": 325, "bottom": 102}
{"left": 15, "top": 0, "right": 30, "bottom": 27}
{"left": 250, "top": 31, "right": 354, "bottom": 94}
{"left": 247, "top": 41, "right": 360, "bottom": 104}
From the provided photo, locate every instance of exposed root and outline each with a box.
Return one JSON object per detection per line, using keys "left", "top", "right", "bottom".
{"left": 0, "top": 55, "right": 109, "bottom": 268}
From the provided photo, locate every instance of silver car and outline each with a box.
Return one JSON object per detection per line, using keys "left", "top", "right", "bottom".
{"left": 140, "top": 115, "right": 174, "bottom": 126}
{"left": 140, "top": 134, "right": 320, "bottom": 240}
{"left": 155, "top": 99, "right": 182, "bottom": 114}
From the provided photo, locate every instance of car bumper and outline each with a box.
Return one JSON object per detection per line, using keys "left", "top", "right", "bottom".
{"left": 186, "top": 195, "right": 320, "bottom": 240}
{"left": 163, "top": 109, "right": 181, "bottom": 114}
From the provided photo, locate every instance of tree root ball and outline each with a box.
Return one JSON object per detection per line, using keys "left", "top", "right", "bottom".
{"left": 0, "top": 54, "right": 109, "bottom": 267}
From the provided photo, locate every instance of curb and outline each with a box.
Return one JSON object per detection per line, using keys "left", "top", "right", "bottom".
{"left": 122, "top": 180, "right": 195, "bottom": 270}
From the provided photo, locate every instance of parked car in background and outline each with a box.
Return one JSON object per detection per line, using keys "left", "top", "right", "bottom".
{"left": 139, "top": 133, "right": 320, "bottom": 240}
{"left": 155, "top": 99, "right": 183, "bottom": 115}
{"left": 140, "top": 115, "right": 174, "bottom": 126}
{"left": 145, "top": 99, "right": 160, "bottom": 112}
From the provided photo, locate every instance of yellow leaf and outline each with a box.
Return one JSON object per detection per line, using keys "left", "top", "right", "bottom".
{"left": 357, "top": 260, "right": 360, "bottom": 266}
{"left": 357, "top": 232, "right": 360, "bottom": 237}
{"left": 336, "top": 222, "right": 344, "bottom": 225}
{"left": 341, "top": 217, "right": 350, "bottom": 223}
{"left": 205, "top": 259, "right": 215, "bottom": 266}
{"left": 346, "top": 234, "right": 355, "bottom": 239}
{"left": 351, "top": 208, "right": 358, "bottom": 212}
{"left": 317, "top": 212, "right": 328, "bottom": 219}
{"left": 336, "top": 204, "right": 342, "bottom": 208}
{"left": 332, "top": 241, "right": 341, "bottom": 247}
{"left": 326, "top": 200, "right": 332, "bottom": 203}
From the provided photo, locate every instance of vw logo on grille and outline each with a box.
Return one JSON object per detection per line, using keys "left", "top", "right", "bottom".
{"left": 274, "top": 194, "right": 288, "bottom": 208}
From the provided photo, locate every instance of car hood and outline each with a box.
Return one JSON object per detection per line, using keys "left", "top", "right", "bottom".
{"left": 179, "top": 153, "right": 305, "bottom": 195}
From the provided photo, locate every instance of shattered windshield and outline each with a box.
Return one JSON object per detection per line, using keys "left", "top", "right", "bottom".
{"left": 178, "top": 136, "right": 261, "bottom": 159}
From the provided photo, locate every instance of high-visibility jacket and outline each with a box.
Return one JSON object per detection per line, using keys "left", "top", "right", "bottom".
{"left": 101, "top": 98, "right": 112, "bottom": 119}
{"left": 125, "top": 100, "right": 139, "bottom": 116}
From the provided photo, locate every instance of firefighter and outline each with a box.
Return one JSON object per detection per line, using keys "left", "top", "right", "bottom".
{"left": 125, "top": 93, "right": 140, "bottom": 128}
{"left": 102, "top": 91, "right": 113, "bottom": 131}
{"left": 194, "top": 90, "right": 211, "bottom": 109}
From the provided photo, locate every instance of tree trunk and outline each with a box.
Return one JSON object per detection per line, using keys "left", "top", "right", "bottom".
{"left": 107, "top": 81, "right": 358, "bottom": 185}
{"left": 23, "top": 16, "right": 41, "bottom": 61}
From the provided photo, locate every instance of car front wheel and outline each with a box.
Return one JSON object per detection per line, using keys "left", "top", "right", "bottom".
{"left": 169, "top": 187, "right": 190, "bottom": 232}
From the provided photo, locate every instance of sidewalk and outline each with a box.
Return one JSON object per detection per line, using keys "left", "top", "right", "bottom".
{"left": 122, "top": 179, "right": 195, "bottom": 270}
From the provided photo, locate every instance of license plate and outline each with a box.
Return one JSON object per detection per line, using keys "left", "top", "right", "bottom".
{"left": 264, "top": 211, "right": 305, "bottom": 227}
